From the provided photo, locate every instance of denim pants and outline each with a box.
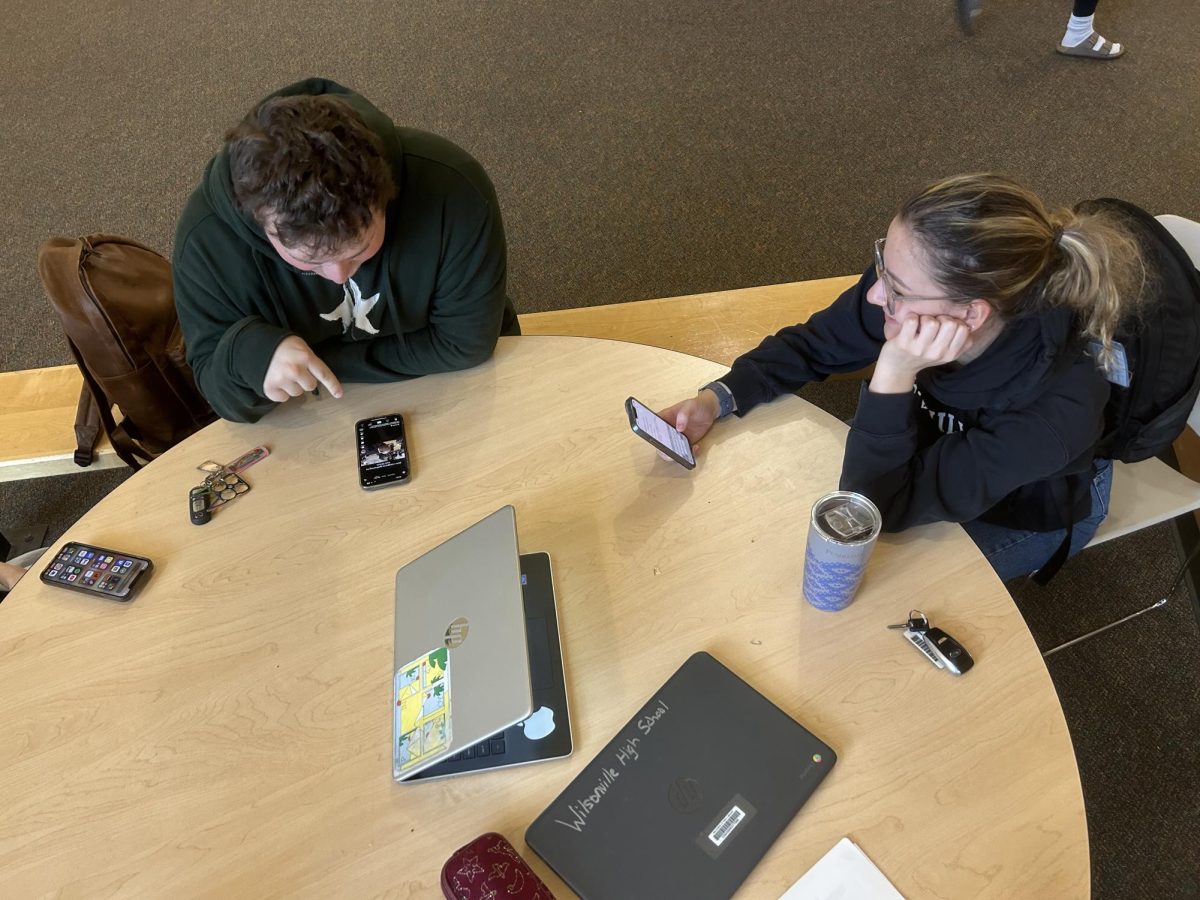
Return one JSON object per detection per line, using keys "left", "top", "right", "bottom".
{"left": 961, "top": 459, "right": 1113, "bottom": 582}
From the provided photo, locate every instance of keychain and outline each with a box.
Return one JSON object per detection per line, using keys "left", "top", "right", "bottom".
{"left": 222, "top": 445, "right": 270, "bottom": 474}
{"left": 196, "top": 445, "right": 270, "bottom": 477}
{"left": 887, "top": 610, "right": 975, "bottom": 676}
{"left": 188, "top": 446, "right": 270, "bottom": 525}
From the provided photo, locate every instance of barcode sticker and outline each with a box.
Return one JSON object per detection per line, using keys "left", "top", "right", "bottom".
{"left": 708, "top": 805, "right": 745, "bottom": 846}
{"left": 696, "top": 794, "right": 757, "bottom": 859}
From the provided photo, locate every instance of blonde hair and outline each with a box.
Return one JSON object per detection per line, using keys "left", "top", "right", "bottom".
{"left": 899, "top": 174, "right": 1146, "bottom": 373}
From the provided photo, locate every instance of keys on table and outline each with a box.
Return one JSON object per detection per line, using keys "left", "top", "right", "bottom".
{"left": 189, "top": 446, "right": 270, "bottom": 525}
{"left": 889, "top": 609, "right": 975, "bottom": 676}
{"left": 887, "top": 611, "right": 930, "bottom": 633}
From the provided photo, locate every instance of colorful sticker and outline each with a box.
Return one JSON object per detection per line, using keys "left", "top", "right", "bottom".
{"left": 394, "top": 647, "right": 452, "bottom": 775}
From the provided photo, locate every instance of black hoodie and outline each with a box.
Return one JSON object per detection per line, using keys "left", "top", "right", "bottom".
{"left": 719, "top": 265, "right": 1111, "bottom": 533}
{"left": 173, "top": 78, "right": 516, "bottom": 423}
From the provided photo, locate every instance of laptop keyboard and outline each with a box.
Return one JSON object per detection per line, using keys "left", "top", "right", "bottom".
{"left": 448, "top": 735, "right": 507, "bottom": 761}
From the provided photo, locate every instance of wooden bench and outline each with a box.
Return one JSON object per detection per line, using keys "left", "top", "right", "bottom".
{"left": 520, "top": 274, "right": 859, "bottom": 364}
{"left": 0, "top": 366, "right": 122, "bottom": 482}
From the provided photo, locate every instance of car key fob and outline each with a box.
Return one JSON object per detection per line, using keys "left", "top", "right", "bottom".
{"left": 891, "top": 611, "right": 973, "bottom": 676}
{"left": 189, "top": 486, "right": 211, "bottom": 526}
{"left": 924, "top": 627, "right": 974, "bottom": 675}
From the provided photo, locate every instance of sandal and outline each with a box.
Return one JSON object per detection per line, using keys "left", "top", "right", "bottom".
{"left": 1057, "top": 32, "right": 1124, "bottom": 59}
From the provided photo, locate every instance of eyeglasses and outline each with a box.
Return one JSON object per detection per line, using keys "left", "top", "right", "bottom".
{"left": 873, "top": 238, "right": 977, "bottom": 317}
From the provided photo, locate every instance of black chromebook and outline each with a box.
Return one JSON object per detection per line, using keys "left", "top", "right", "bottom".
{"left": 526, "top": 652, "right": 836, "bottom": 900}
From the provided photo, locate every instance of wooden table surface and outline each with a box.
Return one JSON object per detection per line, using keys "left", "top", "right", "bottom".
{"left": 0, "top": 336, "right": 1089, "bottom": 898}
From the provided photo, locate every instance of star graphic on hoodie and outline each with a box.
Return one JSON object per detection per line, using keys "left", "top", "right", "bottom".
{"left": 320, "top": 278, "right": 381, "bottom": 335}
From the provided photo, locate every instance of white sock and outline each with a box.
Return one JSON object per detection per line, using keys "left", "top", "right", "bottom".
{"left": 1062, "top": 14, "right": 1095, "bottom": 47}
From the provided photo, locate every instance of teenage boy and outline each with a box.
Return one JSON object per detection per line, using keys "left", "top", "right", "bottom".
{"left": 174, "top": 78, "right": 518, "bottom": 423}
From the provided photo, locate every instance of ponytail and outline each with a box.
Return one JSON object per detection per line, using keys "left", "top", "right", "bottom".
{"left": 1045, "top": 210, "right": 1145, "bottom": 373}
{"left": 900, "top": 174, "right": 1145, "bottom": 376}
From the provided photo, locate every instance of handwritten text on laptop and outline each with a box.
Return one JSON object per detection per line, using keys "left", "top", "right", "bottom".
{"left": 553, "top": 699, "right": 671, "bottom": 832}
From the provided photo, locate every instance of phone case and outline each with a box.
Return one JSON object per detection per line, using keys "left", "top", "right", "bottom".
{"left": 38, "top": 542, "right": 153, "bottom": 602}
{"left": 624, "top": 396, "right": 696, "bottom": 469}
{"left": 357, "top": 415, "right": 411, "bottom": 489}
{"left": 440, "top": 832, "right": 556, "bottom": 900}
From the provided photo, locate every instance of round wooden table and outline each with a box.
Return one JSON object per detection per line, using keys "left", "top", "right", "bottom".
{"left": 0, "top": 336, "right": 1089, "bottom": 897}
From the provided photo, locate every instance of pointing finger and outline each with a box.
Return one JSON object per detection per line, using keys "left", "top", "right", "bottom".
{"left": 308, "top": 358, "right": 344, "bottom": 399}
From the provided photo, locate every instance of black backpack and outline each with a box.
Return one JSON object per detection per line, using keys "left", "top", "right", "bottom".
{"left": 1085, "top": 199, "right": 1200, "bottom": 464}
{"left": 1033, "top": 200, "right": 1200, "bottom": 584}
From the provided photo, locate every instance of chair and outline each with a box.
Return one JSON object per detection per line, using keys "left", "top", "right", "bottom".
{"left": 1045, "top": 214, "right": 1200, "bottom": 654}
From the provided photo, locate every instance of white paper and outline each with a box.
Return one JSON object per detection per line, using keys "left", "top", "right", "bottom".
{"left": 779, "top": 837, "right": 904, "bottom": 900}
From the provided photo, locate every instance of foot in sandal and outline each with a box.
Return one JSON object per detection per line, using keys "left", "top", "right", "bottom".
{"left": 1057, "top": 31, "right": 1124, "bottom": 58}
{"left": 1058, "top": 13, "right": 1124, "bottom": 60}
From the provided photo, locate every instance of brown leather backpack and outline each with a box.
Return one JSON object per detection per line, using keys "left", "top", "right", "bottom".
{"left": 37, "top": 235, "right": 216, "bottom": 469}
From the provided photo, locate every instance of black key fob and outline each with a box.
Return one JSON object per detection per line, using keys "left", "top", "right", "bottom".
{"left": 189, "top": 486, "right": 212, "bottom": 526}
{"left": 925, "top": 627, "right": 974, "bottom": 676}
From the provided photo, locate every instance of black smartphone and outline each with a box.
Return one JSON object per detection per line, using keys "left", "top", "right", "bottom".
{"left": 357, "top": 413, "right": 411, "bottom": 489}
{"left": 39, "top": 541, "right": 153, "bottom": 602}
{"left": 625, "top": 396, "right": 697, "bottom": 469}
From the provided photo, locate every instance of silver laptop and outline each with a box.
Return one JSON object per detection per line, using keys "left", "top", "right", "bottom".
{"left": 392, "top": 506, "right": 533, "bottom": 782}
{"left": 407, "top": 551, "right": 574, "bottom": 782}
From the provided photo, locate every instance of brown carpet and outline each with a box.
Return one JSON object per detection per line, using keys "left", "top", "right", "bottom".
{"left": 2, "top": 1, "right": 1198, "bottom": 895}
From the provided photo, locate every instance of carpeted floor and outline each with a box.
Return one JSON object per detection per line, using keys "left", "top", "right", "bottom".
{"left": 3, "top": 1, "right": 1199, "bottom": 895}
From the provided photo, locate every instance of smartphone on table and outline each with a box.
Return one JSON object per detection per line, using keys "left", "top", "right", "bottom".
{"left": 625, "top": 396, "right": 697, "bottom": 469}
{"left": 357, "top": 414, "right": 411, "bottom": 489}
{"left": 40, "top": 542, "right": 153, "bottom": 601}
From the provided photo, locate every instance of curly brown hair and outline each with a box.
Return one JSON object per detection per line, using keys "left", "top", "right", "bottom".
{"left": 226, "top": 94, "right": 396, "bottom": 257}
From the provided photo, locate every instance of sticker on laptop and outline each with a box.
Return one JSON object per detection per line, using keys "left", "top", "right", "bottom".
{"left": 695, "top": 794, "right": 758, "bottom": 860}
{"left": 394, "top": 646, "right": 452, "bottom": 775}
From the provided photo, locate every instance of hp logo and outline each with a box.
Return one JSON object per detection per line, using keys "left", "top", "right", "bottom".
{"left": 667, "top": 777, "right": 704, "bottom": 814}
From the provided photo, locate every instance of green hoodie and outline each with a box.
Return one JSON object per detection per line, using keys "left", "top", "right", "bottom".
{"left": 173, "top": 78, "right": 516, "bottom": 423}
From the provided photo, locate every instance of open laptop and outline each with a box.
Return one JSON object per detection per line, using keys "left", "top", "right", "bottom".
{"left": 526, "top": 651, "right": 836, "bottom": 899}
{"left": 393, "top": 506, "right": 572, "bottom": 782}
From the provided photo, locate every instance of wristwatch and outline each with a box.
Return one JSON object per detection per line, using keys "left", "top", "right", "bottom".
{"left": 702, "top": 381, "right": 736, "bottom": 419}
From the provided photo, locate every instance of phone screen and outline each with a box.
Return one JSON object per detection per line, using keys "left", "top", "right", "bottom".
{"left": 40, "top": 542, "right": 152, "bottom": 600}
{"left": 358, "top": 414, "right": 410, "bottom": 488}
{"left": 626, "top": 397, "right": 696, "bottom": 468}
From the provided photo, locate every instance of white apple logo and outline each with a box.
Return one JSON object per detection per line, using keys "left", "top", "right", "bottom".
{"left": 521, "top": 706, "right": 556, "bottom": 740}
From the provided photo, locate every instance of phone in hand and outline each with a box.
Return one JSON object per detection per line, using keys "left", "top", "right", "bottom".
{"left": 625, "top": 396, "right": 697, "bottom": 469}
{"left": 357, "top": 414, "right": 411, "bottom": 489}
{"left": 39, "top": 541, "right": 153, "bottom": 601}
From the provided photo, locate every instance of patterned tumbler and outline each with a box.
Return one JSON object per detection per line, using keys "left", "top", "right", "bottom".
{"left": 802, "top": 491, "right": 882, "bottom": 611}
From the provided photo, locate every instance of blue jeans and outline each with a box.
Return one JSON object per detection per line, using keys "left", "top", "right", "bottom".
{"left": 961, "top": 458, "right": 1113, "bottom": 582}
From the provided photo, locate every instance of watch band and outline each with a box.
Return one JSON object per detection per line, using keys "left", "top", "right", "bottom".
{"left": 702, "top": 381, "right": 736, "bottom": 419}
